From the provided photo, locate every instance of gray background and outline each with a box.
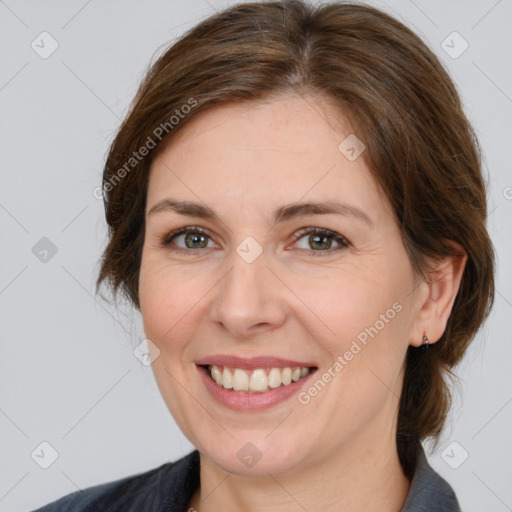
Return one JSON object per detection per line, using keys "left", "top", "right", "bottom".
{"left": 0, "top": 0, "right": 511, "bottom": 510}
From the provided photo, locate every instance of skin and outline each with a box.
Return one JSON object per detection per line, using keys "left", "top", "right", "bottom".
{"left": 138, "top": 91, "right": 467, "bottom": 512}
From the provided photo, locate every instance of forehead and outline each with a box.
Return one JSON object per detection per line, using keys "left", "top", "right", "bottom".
{"left": 147, "top": 92, "right": 383, "bottom": 219}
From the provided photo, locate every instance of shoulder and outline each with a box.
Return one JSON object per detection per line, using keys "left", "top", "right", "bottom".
{"left": 401, "top": 446, "right": 462, "bottom": 512}
{"left": 31, "top": 450, "right": 200, "bottom": 512}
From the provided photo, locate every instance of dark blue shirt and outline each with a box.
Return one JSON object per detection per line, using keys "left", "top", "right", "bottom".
{"left": 32, "top": 445, "right": 461, "bottom": 511}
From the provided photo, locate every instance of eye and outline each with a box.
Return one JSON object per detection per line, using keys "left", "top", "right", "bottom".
{"left": 290, "top": 227, "right": 350, "bottom": 256}
{"left": 158, "top": 225, "right": 350, "bottom": 256}
{"left": 159, "top": 226, "right": 217, "bottom": 255}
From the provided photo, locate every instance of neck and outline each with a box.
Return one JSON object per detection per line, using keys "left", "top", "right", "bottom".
{"left": 189, "top": 430, "right": 411, "bottom": 512}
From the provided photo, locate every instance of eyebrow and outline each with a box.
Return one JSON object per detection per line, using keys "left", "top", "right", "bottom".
{"left": 147, "top": 199, "right": 373, "bottom": 226}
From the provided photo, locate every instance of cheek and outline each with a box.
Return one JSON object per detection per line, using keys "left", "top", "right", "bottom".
{"left": 296, "top": 267, "right": 411, "bottom": 427}
{"left": 139, "top": 260, "right": 195, "bottom": 353}
{"left": 303, "top": 275, "right": 408, "bottom": 443}
{"left": 287, "top": 259, "right": 404, "bottom": 349}
{"left": 139, "top": 256, "right": 225, "bottom": 365}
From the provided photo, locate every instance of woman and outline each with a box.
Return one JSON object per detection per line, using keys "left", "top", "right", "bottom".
{"left": 33, "top": 0, "right": 495, "bottom": 510}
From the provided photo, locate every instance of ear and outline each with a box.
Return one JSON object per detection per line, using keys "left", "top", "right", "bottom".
{"left": 409, "top": 241, "right": 467, "bottom": 347}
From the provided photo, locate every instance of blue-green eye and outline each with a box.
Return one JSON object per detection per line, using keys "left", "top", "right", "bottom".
{"left": 160, "top": 226, "right": 213, "bottom": 254}
{"left": 159, "top": 225, "right": 350, "bottom": 256}
{"left": 291, "top": 227, "right": 350, "bottom": 255}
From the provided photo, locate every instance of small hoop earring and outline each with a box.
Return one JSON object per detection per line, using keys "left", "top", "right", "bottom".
{"left": 421, "top": 332, "right": 429, "bottom": 351}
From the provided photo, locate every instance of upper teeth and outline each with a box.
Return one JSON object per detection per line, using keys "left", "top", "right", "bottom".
{"left": 209, "top": 365, "right": 311, "bottom": 393}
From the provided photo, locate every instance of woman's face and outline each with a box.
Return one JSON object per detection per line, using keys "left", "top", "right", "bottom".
{"left": 139, "top": 92, "right": 426, "bottom": 476}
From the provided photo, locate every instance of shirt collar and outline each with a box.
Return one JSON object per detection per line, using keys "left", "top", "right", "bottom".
{"left": 400, "top": 443, "right": 462, "bottom": 511}
{"left": 169, "top": 445, "right": 461, "bottom": 512}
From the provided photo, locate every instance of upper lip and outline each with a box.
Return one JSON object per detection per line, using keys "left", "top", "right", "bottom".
{"left": 195, "top": 355, "right": 317, "bottom": 370}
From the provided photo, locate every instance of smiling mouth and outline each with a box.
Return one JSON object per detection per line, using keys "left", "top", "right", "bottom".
{"left": 202, "top": 364, "right": 317, "bottom": 393}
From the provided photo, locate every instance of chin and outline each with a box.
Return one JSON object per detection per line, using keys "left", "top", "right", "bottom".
{"left": 198, "top": 435, "right": 314, "bottom": 477}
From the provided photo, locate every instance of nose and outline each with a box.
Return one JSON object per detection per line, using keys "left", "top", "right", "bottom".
{"left": 208, "top": 244, "right": 288, "bottom": 340}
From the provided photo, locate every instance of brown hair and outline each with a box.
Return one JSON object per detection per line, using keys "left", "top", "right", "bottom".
{"left": 95, "top": 0, "right": 495, "bottom": 474}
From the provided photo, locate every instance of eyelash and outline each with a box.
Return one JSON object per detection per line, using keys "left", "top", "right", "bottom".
{"left": 158, "top": 225, "right": 350, "bottom": 257}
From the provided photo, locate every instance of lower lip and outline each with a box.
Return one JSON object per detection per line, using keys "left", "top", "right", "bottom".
{"left": 197, "top": 365, "right": 316, "bottom": 411}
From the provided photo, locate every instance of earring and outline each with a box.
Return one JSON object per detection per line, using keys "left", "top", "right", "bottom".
{"left": 421, "top": 332, "right": 429, "bottom": 352}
